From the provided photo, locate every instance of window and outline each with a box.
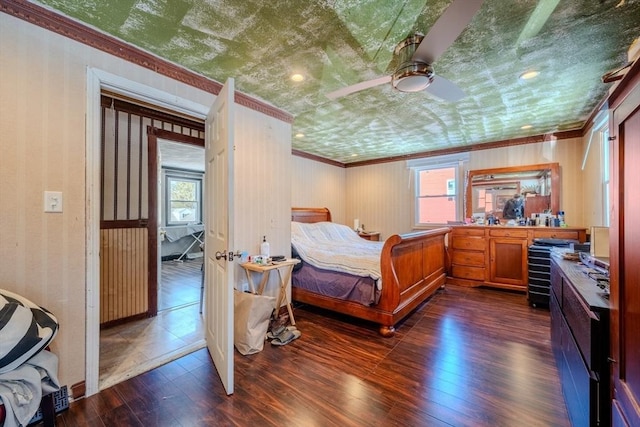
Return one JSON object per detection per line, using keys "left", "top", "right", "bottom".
{"left": 408, "top": 154, "right": 468, "bottom": 226}
{"left": 165, "top": 171, "right": 203, "bottom": 226}
{"left": 416, "top": 167, "right": 458, "bottom": 224}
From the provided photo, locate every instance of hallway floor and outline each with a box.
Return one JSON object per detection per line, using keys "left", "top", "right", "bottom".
{"left": 99, "top": 259, "right": 205, "bottom": 390}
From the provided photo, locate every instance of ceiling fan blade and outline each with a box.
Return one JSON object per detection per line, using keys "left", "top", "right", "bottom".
{"left": 516, "top": 0, "right": 560, "bottom": 46}
{"left": 412, "top": 0, "right": 485, "bottom": 64}
{"left": 326, "top": 75, "right": 392, "bottom": 100}
{"left": 425, "top": 75, "right": 466, "bottom": 102}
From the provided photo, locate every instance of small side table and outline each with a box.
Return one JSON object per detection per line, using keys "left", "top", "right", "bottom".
{"left": 358, "top": 231, "right": 380, "bottom": 241}
{"left": 240, "top": 259, "right": 300, "bottom": 325}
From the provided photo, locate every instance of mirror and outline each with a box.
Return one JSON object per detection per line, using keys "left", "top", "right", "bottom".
{"left": 465, "top": 163, "right": 560, "bottom": 222}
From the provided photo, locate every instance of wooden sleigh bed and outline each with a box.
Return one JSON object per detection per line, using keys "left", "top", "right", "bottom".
{"left": 291, "top": 207, "right": 450, "bottom": 336}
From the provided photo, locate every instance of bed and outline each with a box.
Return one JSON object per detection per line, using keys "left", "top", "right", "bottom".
{"left": 291, "top": 207, "right": 450, "bottom": 336}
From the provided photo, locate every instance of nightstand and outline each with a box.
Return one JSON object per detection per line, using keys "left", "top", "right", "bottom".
{"left": 358, "top": 231, "right": 380, "bottom": 241}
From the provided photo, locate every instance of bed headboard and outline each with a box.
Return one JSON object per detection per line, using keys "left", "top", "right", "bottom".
{"left": 291, "top": 207, "right": 332, "bottom": 223}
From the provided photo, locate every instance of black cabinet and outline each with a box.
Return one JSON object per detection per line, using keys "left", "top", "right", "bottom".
{"left": 528, "top": 245, "right": 553, "bottom": 307}
{"left": 550, "top": 256, "right": 610, "bottom": 427}
{"left": 528, "top": 239, "right": 574, "bottom": 307}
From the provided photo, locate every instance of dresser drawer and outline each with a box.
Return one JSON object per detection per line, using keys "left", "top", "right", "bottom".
{"left": 562, "top": 280, "right": 593, "bottom": 366}
{"left": 451, "top": 265, "right": 485, "bottom": 281}
{"left": 534, "top": 230, "right": 581, "bottom": 241}
{"left": 452, "top": 237, "right": 485, "bottom": 251}
{"left": 489, "top": 228, "right": 528, "bottom": 238}
{"left": 452, "top": 228, "right": 485, "bottom": 237}
{"left": 451, "top": 250, "right": 485, "bottom": 267}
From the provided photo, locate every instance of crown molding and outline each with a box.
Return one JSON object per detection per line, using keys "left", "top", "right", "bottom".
{"left": 343, "top": 129, "right": 583, "bottom": 168}
{"left": 291, "top": 149, "right": 346, "bottom": 168}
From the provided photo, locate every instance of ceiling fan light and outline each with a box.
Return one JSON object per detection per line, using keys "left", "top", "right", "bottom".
{"left": 391, "top": 32, "right": 434, "bottom": 93}
{"left": 392, "top": 72, "right": 432, "bottom": 92}
{"left": 392, "top": 63, "right": 434, "bottom": 92}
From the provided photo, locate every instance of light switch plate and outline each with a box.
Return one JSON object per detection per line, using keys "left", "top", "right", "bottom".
{"left": 44, "top": 191, "right": 63, "bottom": 213}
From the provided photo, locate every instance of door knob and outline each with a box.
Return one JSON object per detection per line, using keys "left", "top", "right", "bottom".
{"left": 215, "top": 250, "right": 242, "bottom": 261}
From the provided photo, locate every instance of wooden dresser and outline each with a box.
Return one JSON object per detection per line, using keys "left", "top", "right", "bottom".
{"left": 447, "top": 225, "right": 587, "bottom": 291}
{"left": 550, "top": 254, "right": 610, "bottom": 426}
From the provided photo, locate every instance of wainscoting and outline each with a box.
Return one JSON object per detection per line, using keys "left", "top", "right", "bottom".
{"left": 100, "top": 228, "right": 149, "bottom": 324}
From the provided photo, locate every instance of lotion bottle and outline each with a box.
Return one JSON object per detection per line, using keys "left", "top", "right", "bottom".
{"left": 260, "top": 235, "right": 270, "bottom": 258}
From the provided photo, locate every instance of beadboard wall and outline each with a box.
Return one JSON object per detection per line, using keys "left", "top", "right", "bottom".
{"left": 294, "top": 135, "right": 602, "bottom": 242}
{"left": 344, "top": 138, "right": 587, "bottom": 239}
{"left": 233, "top": 105, "right": 292, "bottom": 296}
{"left": 0, "top": 12, "right": 291, "bottom": 393}
{"left": 291, "top": 156, "right": 347, "bottom": 223}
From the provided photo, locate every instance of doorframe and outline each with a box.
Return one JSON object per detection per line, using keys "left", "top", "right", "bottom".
{"left": 85, "top": 68, "right": 209, "bottom": 396}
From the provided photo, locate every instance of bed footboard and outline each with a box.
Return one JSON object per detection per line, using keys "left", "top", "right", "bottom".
{"left": 376, "top": 227, "right": 451, "bottom": 336}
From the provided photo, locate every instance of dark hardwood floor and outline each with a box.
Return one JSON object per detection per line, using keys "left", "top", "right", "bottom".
{"left": 61, "top": 285, "right": 570, "bottom": 426}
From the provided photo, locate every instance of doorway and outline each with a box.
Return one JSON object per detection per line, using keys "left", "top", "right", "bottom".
{"left": 156, "top": 139, "right": 206, "bottom": 312}
{"left": 86, "top": 68, "right": 238, "bottom": 397}
{"left": 97, "top": 96, "right": 207, "bottom": 390}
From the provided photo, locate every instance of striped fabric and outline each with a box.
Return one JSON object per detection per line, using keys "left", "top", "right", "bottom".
{"left": 0, "top": 289, "right": 59, "bottom": 374}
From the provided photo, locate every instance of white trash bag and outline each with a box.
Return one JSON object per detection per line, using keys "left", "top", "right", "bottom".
{"left": 233, "top": 290, "right": 275, "bottom": 355}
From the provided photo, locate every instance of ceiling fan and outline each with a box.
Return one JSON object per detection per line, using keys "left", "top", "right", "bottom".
{"left": 326, "top": 0, "right": 485, "bottom": 102}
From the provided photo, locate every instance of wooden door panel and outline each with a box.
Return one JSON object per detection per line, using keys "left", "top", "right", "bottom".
{"left": 489, "top": 238, "right": 528, "bottom": 286}
{"left": 619, "top": 105, "right": 640, "bottom": 424}
{"left": 611, "top": 67, "right": 640, "bottom": 427}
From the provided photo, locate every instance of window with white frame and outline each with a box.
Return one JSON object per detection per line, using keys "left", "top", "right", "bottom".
{"left": 408, "top": 154, "right": 468, "bottom": 226}
{"left": 165, "top": 170, "right": 203, "bottom": 226}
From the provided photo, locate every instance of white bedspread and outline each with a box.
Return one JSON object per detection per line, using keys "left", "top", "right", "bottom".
{"left": 291, "top": 221, "right": 384, "bottom": 289}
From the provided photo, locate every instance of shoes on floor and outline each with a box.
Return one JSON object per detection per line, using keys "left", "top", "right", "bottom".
{"left": 270, "top": 328, "right": 301, "bottom": 346}
{"left": 266, "top": 324, "right": 297, "bottom": 340}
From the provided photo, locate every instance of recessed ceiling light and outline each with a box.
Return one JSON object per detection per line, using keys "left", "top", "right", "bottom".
{"left": 521, "top": 124, "right": 533, "bottom": 130}
{"left": 351, "top": 154, "right": 358, "bottom": 157}
{"left": 291, "top": 73, "right": 305, "bottom": 82}
{"left": 295, "top": 133, "right": 305, "bottom": 138}
{"left": 519, "top": 70, "right": 540, "bottom": 80}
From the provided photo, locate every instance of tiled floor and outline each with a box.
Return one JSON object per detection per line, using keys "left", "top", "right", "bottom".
{"left": 99, "top": 259, "right": 205, "bottom": 390}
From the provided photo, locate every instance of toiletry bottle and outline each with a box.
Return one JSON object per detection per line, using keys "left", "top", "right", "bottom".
{"left": 260, "top": 236, "right": 270, "bottom": 258}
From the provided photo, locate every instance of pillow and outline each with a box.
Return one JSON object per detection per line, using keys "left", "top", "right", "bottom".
{"left": 0, "top": 289, "right": 59, "bottom": 374}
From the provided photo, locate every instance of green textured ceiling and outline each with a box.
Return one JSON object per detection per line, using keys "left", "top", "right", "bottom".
{"left": 36, "top": 0, "right": 640, "bottom": 163}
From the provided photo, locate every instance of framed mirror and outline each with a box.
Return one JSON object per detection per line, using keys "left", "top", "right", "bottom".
{"left": 465, "top": 163, "right": 560, "bottom": 222}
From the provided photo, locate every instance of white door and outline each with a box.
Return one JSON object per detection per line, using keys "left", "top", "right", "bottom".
{"left": 204, "top": 78, "right": 235, "bottom": 395}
